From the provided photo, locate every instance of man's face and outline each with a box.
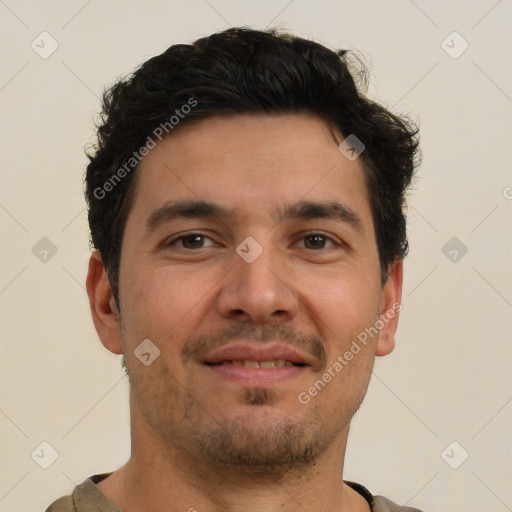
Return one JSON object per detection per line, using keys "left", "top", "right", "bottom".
{"left": 105, "top": 114, "right": 400, "bottom": 474}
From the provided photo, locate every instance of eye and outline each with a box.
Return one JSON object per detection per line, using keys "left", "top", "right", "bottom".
{"left": 295, "top": 233, "right": 337, "bottom": 250}
{"left": 164, "top": 232, "right": 341, "bottom": 252}
{"left": 166, "top": 233, "right": 217, "bottom": 250}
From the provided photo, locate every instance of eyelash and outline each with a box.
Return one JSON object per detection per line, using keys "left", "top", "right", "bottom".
{"left": 165, "top": 232, "right": 341, "bottom": 250}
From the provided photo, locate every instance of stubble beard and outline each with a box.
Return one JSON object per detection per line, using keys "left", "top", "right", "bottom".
{"left": 181, "top": 386, "right": 333, "bottom": 481}
{"left": 124, "top": 320, "right": 374, "bottom": 481}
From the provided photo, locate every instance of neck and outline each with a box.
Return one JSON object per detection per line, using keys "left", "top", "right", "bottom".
{"left": 97, "top": 395, "right": 370, "bottom": 512}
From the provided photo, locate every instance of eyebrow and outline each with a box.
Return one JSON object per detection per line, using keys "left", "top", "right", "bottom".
{"left": 145, "top": 199, "right": 365, "bottom": 236}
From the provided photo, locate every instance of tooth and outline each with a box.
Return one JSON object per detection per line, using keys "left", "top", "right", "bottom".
{"left": 223, "top": 359, "right": 296, "bottom": 368}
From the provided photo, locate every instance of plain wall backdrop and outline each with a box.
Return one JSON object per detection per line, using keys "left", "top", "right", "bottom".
{"left": 0, "top": 1, "right": 511, "bottom": 511}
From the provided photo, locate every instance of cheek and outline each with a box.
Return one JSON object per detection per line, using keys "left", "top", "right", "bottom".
{"left": 297, "top": 269, "right": 381, "bottom": 400}
{"left": 120, "top": 268, "right": 206, "bottom": 392}
{"left": 122, "top": 265, "right": 215, "bottom": 346}
{"left": 299, "top": 268, "right": 380, "bottom": 341}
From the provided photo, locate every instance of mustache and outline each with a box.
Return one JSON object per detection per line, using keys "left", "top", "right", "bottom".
{"left": 182, "top": 323, "right": 326, "bottom": 366}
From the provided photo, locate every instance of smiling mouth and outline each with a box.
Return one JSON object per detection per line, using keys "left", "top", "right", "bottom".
{"left": 205, "top": 360, "right": 306, "bottom": 368}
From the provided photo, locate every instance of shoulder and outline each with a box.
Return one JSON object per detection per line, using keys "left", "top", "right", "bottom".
{"left": 344, "top": 480, "right": 425, "bottom": 512}
{"left": 372, "top": 494, "right": 425, "bottom": 512}
{"left": 44, "top": 494, "right": 75, "bottom": 512}
{"left": 43, "top": 473, "right": 114, "bottom": 512}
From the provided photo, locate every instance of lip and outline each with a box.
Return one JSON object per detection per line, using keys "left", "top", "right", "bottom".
{"left": 204, "top": 364, "right": 307, "bottom": 385}
{"left": 201, "top": 341, "right": 313, "bottom": 386}
{"left": 202, "top": 342, "right": 312, "bottom": 366}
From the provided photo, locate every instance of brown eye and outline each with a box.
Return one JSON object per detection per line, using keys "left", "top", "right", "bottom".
{"left": 304, "top": 235, "right": 327, "bottom": 249}
{"left": 167, "top": 233, "right": 216, "bottom": 250}
{"left": 181, "top": 234, "right": 206, "bottom": 249}
{"left": 296, "top": 234, "right": 335, "bottom": 250}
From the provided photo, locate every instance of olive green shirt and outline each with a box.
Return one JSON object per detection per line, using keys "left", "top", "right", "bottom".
{"left": 44, "top": 473, "right": 424, "bottom": 511}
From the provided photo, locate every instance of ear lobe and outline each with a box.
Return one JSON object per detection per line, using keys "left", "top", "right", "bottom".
{"left": 86, "top": 251, "right": 123, "bottom": 355}
{"left": 375, "top": 259, "right": 403, "bottom": 357}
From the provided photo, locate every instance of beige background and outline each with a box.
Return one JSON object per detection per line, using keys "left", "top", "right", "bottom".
{"left": 1, "top": 1, "right": 511, "bottom": 511}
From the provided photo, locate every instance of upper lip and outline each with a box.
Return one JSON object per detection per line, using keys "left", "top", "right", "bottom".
{"left": 203, "top": 342, "right": 311, "bottom": 365}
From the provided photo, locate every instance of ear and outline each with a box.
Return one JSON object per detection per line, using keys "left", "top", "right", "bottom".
{"left": 375, "top": 258, "right": 403, "bottom": 357}
{"left": 86, "top": 250, "right": 123, "bottom": 355}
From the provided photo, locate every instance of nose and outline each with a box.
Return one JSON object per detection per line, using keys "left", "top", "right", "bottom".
{"left": 215, "top": 242, "right": 299, "bottom": 324}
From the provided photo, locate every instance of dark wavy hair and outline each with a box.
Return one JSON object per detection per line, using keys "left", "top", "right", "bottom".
{"left": 85, "top": 27, "right": 420, "bottom": 309}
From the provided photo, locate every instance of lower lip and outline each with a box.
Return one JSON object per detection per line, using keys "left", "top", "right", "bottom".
{"left": 204, "top": 364, "right": 308, "bottom": 385}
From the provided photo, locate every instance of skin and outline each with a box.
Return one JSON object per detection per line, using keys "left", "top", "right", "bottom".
{"left": 86, "top": 113, "right": 403, "bottom": 512}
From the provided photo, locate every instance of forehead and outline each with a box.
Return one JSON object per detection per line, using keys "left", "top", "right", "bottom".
{"left": 128, "top": 113, "right": 372, "bottom": 228}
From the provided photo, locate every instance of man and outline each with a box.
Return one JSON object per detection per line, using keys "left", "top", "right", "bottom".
{"left": 46, "top": 27, "right": 422, "bottom": 512}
